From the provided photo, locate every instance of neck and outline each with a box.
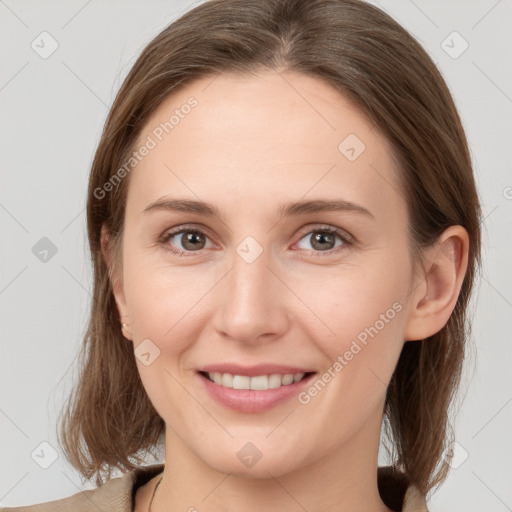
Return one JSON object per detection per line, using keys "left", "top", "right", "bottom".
{"left": 152, "top": 405, "right": 392, "bottom": 512}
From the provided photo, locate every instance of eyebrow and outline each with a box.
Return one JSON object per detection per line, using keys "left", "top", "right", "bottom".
{"left": 142, "top": 197, "right": 373, "bottom": 219}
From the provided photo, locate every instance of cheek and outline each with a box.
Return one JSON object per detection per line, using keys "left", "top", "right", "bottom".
{"left": 290, "top": 253, "right": 411, "bottom": 403}
{"left": 122, "top": 254, "right": 206, "bottom": 419}
{"left": 295, "top": 254, "right": 410, "bottom": 343}
{"left": 122, "top": 251, "right": 217, "bottom": 352}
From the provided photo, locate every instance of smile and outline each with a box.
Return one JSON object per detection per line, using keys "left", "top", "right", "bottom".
{"left": 202, "top": 371, "right": 312, "bottom": 390}
{"left": 197, "top": 369, "right": 317, "bottom": 413}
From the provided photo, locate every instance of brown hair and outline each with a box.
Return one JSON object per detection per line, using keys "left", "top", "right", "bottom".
{"left": 57, "top": 0, "right": 481, "bottom": 496}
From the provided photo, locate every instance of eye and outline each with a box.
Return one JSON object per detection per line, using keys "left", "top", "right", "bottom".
{"left": 159, "top": 224, "right": 353, "bottom": 257}
{"left": 294, "top": 225, "right": 351, "bottom": 255}
{"left": 160, "top": 226, "right": 214, "bottom": 256}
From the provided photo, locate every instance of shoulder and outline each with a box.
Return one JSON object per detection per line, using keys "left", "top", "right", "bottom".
{"left": 0, "top": 464, "right": 165, "bottom": 512}
{"left": 377, "top": 465, "right": 429, "bottom": 512}
{"left": 402, "top": 485, "right": 429, "bottom": 512}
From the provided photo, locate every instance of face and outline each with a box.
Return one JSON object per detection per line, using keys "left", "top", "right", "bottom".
{"left": 111, "top": 70, "right": 420, "bottom": 478}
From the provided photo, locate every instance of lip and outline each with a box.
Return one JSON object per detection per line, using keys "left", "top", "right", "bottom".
{"left": 198, "top": 363, "right": 314, "bottom": 377}
{"left": 197, "top": 370, "right": 316, "bottom": 414}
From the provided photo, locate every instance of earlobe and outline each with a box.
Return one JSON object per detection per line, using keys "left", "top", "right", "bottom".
{"left": 404, "top": 226, "right": 469, "bottom": 342}
{"left": 100, "top": 224, "right": 131, "bottom": 339}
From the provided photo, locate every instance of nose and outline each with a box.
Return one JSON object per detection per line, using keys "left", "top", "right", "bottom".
{"left": 211, "top": 246, "right": 291, "bottom": 346}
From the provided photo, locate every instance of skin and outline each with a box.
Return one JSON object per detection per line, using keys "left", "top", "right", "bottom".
{"left": 102, "top": 70, "right": 469, "bottom": 512}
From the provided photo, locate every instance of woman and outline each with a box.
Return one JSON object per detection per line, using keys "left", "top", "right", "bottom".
{"left": 1, "top": 0, "right": 481, "bottom": 510}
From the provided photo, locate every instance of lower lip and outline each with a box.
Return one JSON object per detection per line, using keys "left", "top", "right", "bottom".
{"left": 198, "top": 372, "right": 316, "bottom": 413}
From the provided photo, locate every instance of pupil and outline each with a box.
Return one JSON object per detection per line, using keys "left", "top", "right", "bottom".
{"left": 313, "top": 232, "right": 333, "bottom": 250}
{"left": 183, "top": 232, "right": 204, "bottom": 250}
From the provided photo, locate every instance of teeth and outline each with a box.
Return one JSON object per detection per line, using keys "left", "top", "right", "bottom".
{"left": 207, "top": 372, "right": 306, "bottom": 390}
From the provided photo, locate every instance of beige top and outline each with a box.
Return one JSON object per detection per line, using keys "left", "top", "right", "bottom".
{"left": 0, "top": 464, "right": 429, "bottom": 511}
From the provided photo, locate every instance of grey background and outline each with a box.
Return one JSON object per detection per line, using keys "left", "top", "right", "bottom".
{"left": 1, "top": 0, "right": 511, "bottom": 510}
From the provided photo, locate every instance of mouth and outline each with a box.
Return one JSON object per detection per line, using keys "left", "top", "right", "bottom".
{"left": 196, "top": 369, "right": 317, "bottom": 413}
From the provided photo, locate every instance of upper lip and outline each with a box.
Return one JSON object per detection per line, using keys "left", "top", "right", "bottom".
{"left": 199, "top": 363, "right": 315, "bottom": 377}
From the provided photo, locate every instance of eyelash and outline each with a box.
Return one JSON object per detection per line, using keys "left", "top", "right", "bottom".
{"left": 159, "top": 224, "right": 354, "bottom": 258}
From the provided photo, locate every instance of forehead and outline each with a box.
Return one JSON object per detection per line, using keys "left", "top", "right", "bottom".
{"left": 127, "top": 70, "right": 404, "bottom": 221}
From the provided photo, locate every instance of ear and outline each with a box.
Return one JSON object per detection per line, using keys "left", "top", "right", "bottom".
{"left": 404, "top": 225, "right": 469, "bottom": 341}
{"left": 100, "top": 223, "right": 132, "bottom": 340}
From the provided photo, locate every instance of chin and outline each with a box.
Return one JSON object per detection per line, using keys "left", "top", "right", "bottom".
{"left": 195, "top": 438, "right": 308, "bottom": 479}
